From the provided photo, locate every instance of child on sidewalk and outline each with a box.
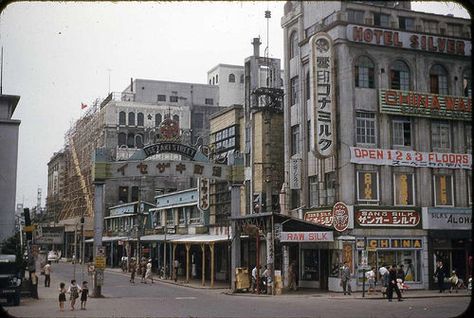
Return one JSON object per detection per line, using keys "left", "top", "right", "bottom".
{"left": 58, "top": 282, "right": 66, "bottom": 311}
{"left": 67, "top": 279, "right": 81, "bottom": 311}
{"left": 80, "top": 281, "right": 89, "bottom": 310}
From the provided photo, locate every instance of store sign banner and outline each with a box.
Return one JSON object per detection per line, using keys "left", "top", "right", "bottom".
{"left": 304, "top": 210, "right": 333, "bottom": 227}
{"left": 422, "top": 207, "right": 472, "bottom": 230}
{"left": 35, "top": 226, "right": 64, "bottom": 244}
{"left": 379, "top": 89, "right": 471, "bottom": 121}
{"left": 332, "top": 202, "right": 350, "bottom": 232}
{"left": 280, "top": 231, "right": 334, "bottom": 242}
{"left": 310, "top": 32, "right": 336, "bottom": 158}
{"left": 355, "top": 208, "right": 421, "bottom": 228}
{"left": 350, "top": 147, "right": 472, "bottom": 170}
{"left": 356, "top": 237, "right": 423, "bottom": 250}
{"left": 289, "top": 158, "right": 301, "bottom": 189}
{"left": 347, "top": 24, "right": 471, "bottom": 56}
{"left": 198, "top": 178, "right": 210, "bottom": 211}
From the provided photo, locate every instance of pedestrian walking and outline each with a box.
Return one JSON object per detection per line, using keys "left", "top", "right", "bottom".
{"left": 80, "top": 281, "right": 89, "bottom": 310}
{"left": 58, "top": 282, "right": 66, "bottom": 312}
{"left": 365, "top": 267, "right": 376, "bottom": 295}
{"left": 287, "top": 261, "right": 297, "bottom": 291}
{"left": 43, "top": 261, "right": 52, "bottom": 287}
{"left": 396, "top": 264, "right": 405, "bottom": 282}
{"left": 387, "top": 265, "right": 403, "bottom": 302}
{"left": 251, "top": 265, "right": 260, "bottom": 293}
{"left": 434, "top": 261, "right": 446, "bottom": 293}
{"left": 130, "top": 258, "right": 136, "bottom": 283}
{"left": 379, "top": 265, "right": 389, "bottom": 297}
{"left": 145, "top": 259, "right": 154, "bottom": 284}
{"left": 173, "top": 258, "right": 180, "bottom": 282}
{"left": 340, "top": 262, "right": 351, "bottom": 295}
{"left": 67, "top": 279, "right": 81, "bottom": 311}
{"left": 448, "top": 270, "right": 459, "bottom": 293}
{"left": 140, "top": 258, "right": 147, "bottom": 283}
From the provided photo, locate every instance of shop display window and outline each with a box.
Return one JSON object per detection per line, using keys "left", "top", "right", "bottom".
{"left": 301, "top": 249, "right": 320, "bottom": 281}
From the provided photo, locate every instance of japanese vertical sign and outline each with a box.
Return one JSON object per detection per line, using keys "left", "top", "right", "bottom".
{"left": 289, "top": 158, "right": 301, "bottom": 189}
{"left": 311, "top": 32, "right": 335, "bottom": 158}
{"left": 198, "top": 178, "right": 210, "bottom": 211}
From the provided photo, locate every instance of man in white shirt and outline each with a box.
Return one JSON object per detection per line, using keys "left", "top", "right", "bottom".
{"left": 43, "top": 261, "right": 52, "bottom": 287}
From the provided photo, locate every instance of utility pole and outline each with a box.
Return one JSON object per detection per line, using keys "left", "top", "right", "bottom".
{"left": 80, "top": 216, "right": 85, "bottom": 281}
{"left": 73, "top": 223, "right": 77, "bottom": 280}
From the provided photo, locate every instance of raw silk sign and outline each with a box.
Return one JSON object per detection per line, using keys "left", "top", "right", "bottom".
{"left": 350, "top": 147, "right": 471, "bottom": 170}
{"left": 310, "top": 32, "right": 335, "bottom": 158}
{"left": 280, "top": 231, "right": 334, "bottom": 242}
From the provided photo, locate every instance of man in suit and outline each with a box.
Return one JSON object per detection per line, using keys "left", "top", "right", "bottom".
{"left": 340, "top": 262, "right": 351, "bottom": 295}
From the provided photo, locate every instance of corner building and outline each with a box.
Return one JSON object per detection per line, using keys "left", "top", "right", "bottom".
{"left": 282, "top": 1, "right": 471, "bottom": 291}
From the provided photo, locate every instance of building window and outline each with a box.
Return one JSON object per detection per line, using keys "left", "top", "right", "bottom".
{"left": 214, "top": 125, "right": 237, "bottom": 154}
{"left": 172, "top": 115, "right": 180, "bottom": 126}
{"left": 119, "top": 186, "right": 128, "bottom": 203}
{"left": 309, "top": 176, "right": 319, "bottom": 208}
{"left": 355, "top": 56, "right": 375, "bottom": 88}
{"left": 290, "top": 31, "right": 298, "bottom": 59}
{"left": 423, "top": 19, "right": 438, "bottom": 33}
{"left": 432, "top": 121, "right": 451, "bottom": 150}
{"left": 178, "top": 207, "right": 186, "bottom": 225}
{"left": 119, "top": 111, "right": 126, "bottom": 125}
{"left": 447, "top": 23, "right": 463, "bottom": 36}
{"left": 433, "top": 174, "right": 454, "bottom": 206}
{"left": 157, "top": 94, "right": 166, "bottom": 102}
{"left": 228, "top": 74, "right": 235, "bottom": 83}
{"left": 390, "top": 60, "right": 410, "bottom": 91}
{"left": 137, "top": 112, "right": 144, "bottom": 126}
{"left": 135, "top": 134, "right": 144, "bottom": 148}
{"left": 193, "top": 113, "right": 204, "bottom": 130}
{"left": 463, "top": 70, "right": 472, "bottom": 97}
{"left": 466, "top": 124, "right": 472, "bottom": 153}
{"left": 189, "top": 207, "right": 200, "bottom": 224}
{"left": 393, "top": 173, "right": 415, "bottom": 206}
{"left": 128, "top": 112, "right": 135, "bottom": 126}
{"left": 357, "top": 171, "right": 379, "bottom": 204}
{"left": 356, "top": 112, "right": 376, "bottom": 145}
{"left": 166, "top": 209, "right": 174, "bottom": 226}
{"left": 290, "top": 76, "right": 299, "bottom": 106}
{"left": 399, "top": 17, "right": 415, "bottom": 31}
{"left": 205, "top": 98, "right": 214, "bottom": 105}
{"left": 170, "top": 96, "right": 178, "bottom": 103}
{"left": 153, "top": 211, "right": 162, "bottom": 227}
{"left": 155, "top": 113, "right": 162, "bottom": 127}
{"left": 347, "top": 9, "right": 364, "bottom": 23}
{"left": 291, "top": 125, "right": 300, "bottom": 155}
{"left": 374, "top": 12, "right": 390, "bottom": 27}
{"left": 392, "top": 118, "right": 411, "bottom": 147}
{"left": 240, "top": 74, "right": 244, "bottom": 83}
{"left": 127, "top": 133, "right": 135, "bottom": 148}
{"left": 131, "top": 186, "right": 139, "bottom": 202}
{"left": 216, "top": 74, "right": 219, "bottom": 84}
{"left": 430, "top": 64, "right": 448, "bottom": 95}
{"left": 209, "top": 79, "right": 212, "bottom": 85}
{"left": 118, "top": 132, "right": 126, "bottom": 147}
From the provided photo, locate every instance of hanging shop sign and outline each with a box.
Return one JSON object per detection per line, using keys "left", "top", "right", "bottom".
{"left": 143, "top": 142, "right": 197, "bottom": 160}
{"left": 356, "top": 237, "right": 423, "bottom": 250}
{"left": 332, "top": 202, "right": 350, "bottom": 232}
{"left": 198, "top": 178, "right": 210, "bottom": 211}
{"left": 350, "top": 147, "right": 472, "bottom": 170}
{"left": 422, "top": 207, "right": 472, "bottom": 230}
{"left": 289, "top": 158, "right": 302, "bottom": 189}
{"left": 279, "top": 231, "right": 334, "bottom": 242}
{"left": 347, "top": 24, "right": 471, "bottom": 56}
{"left": 310, "top": 32, "right": 336, "bottom": 158}
{"left": 355, "top": 208, "right": 421, "bottom": 228}
{"left": 379, "top": 89, "right": 471, "bottom": 121}
{"left": 304, "top": 210, "right": 333, "bottom": 227}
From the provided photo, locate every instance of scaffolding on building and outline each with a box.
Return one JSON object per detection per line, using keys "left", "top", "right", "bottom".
{"left": 58, "top": 99, "right": 104, "bottom": 221}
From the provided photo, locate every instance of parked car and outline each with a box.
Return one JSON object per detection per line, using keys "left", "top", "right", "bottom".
{"left": 0, "top": 254, "right": 22, "bottom": 306}
{"left": 47, "top": 250, "right": 60, "bottom": 263}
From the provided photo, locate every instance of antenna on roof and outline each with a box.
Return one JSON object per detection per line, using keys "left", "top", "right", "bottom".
{"left": 265, "top": 9, "right": 271, "bottom": 87}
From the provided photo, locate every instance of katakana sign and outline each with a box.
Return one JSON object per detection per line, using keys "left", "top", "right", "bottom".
{"left": 310, "top": 32, "right": 335, "bottom": 158}
{"left": 355, "top": 208, "right": 421, "bottom": 228}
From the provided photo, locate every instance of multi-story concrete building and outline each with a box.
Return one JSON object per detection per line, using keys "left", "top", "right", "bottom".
{"left": 0, "top": 94, "right": 21, "bottom": 243}
{"left": 282, "top": 1, "right": 471, "bottom": 291}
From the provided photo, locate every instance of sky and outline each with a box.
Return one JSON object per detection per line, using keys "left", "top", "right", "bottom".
{"left": 0, "top": 1, "right": 471, "bottom": 209}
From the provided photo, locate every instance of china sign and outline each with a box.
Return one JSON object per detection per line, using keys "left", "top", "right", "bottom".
{"left": 347, "top": 25, "right": 471, "bottom": 56}
{"left": 379, "top": 89, "right": 471, "bottom": 121}
{"left": 350, "top": 147, "right": 472, "bottom": 170}
{"left": 310, "top": 32, "right": 335, "bottom": 158}
{"left": 355, "top": 209, "right": 421, "bottom": 228}
{"left": 356, "top": 237, "right": 423, "bottom": 250}
{"left": 279, "top": 231, "right": 334, "bottom": 242}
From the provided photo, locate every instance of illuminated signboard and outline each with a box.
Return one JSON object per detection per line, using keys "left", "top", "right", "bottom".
{"left": 379, "top": 89, "right": 471, "bottom": 121}
{"left": 355, "top": 208, "right": 421, "bottom": 228}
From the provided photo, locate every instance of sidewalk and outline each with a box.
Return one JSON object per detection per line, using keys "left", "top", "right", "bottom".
{"left": 105, "top": 267, "right": 471, "bottom": 299}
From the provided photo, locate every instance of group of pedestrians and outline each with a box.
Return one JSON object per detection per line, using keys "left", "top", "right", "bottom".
{"left": 58, "top": 280, "right": 89, "bottom": 311}
{"left": 128, "top": 258, "right": 155, "bottom": 284}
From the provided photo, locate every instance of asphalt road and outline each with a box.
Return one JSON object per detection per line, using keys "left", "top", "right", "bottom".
{"left": 3, "top": 263, "right": 472, "bottom": 318}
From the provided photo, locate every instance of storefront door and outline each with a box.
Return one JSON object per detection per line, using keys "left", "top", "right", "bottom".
{"left": 300, "top": 247, "right": 320, "bottom": 288}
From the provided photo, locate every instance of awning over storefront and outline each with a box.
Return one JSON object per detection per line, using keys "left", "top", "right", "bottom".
{"left": 84, "top": 236, "right": 129, "bottom": 243}
{"left": 140, "top": 234, "right": 229, "bottom": 243}
{"left": 231, "top": 212, "right": 334, "bottom": 232}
